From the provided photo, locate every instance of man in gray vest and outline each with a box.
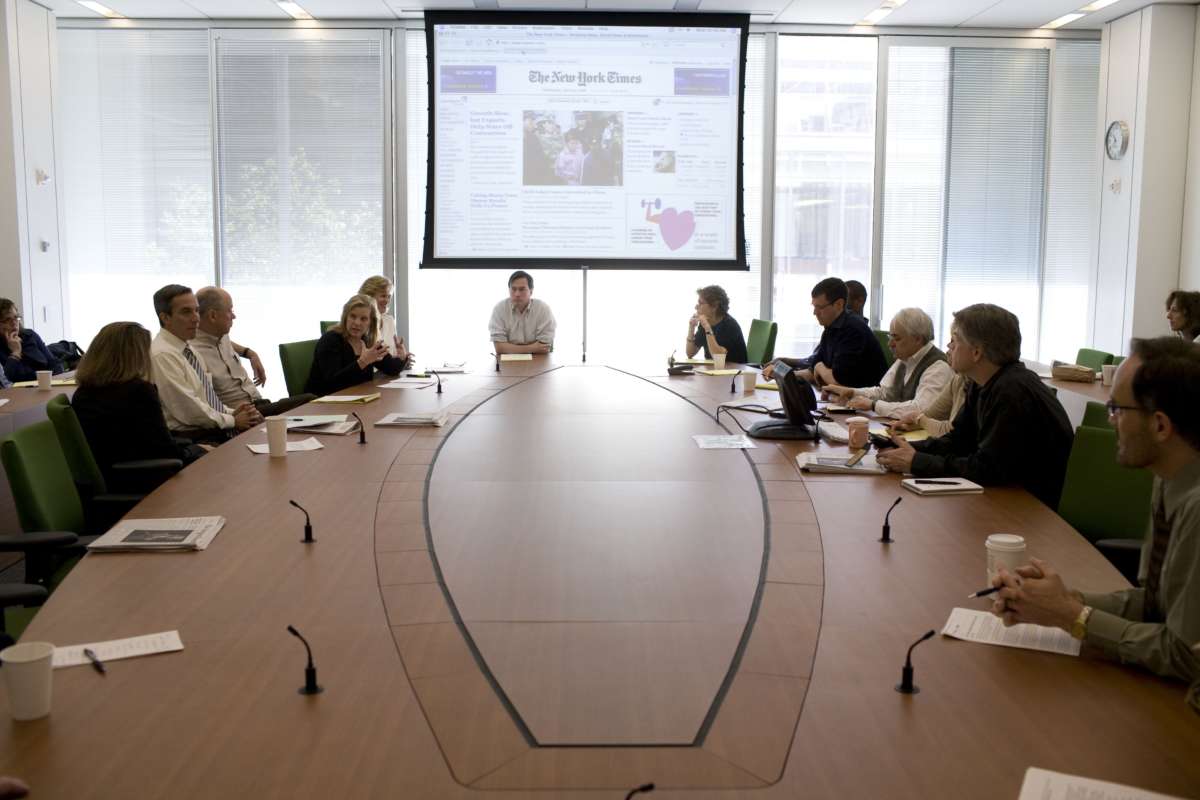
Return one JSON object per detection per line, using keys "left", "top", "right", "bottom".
{"left": 824, "top": 307, "right": 952, "bottom": 420}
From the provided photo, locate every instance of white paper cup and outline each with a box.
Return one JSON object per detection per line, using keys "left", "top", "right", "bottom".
{"left": 986, "top": 533, "right": 1027, "bottom": 584}
{"left": 713, "top": 353, "right": 727, "bottom": 370}
{"left": 742, "top": 371, "right": 758, "bottom": 393}
{"left": 1, "top": 641, "right": 54, "bottom": 721}
{"left": 1101, "top": 364, "right": 1116, "bottom": 386}
{"left": 35, "top": 370, "right": 52, "bottom": 391}
{"left": 846, "top": 416, "right": 870, "bottom": 450}
{"left": 266, "top": 416, "right": 288, "bottom": 458}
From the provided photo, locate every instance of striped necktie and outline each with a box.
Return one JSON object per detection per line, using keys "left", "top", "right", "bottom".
{"left": 1143, "top": 495, "right": 1171, "bottom": 622}
{"left": 183, "top": 345, "right": 225, "bottom": 414}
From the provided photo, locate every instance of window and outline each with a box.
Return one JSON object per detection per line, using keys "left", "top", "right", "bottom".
{"left": 772, "top": 36, "right": 877, "bottom": 358}
{"left": 59, "top": 30, "right": 212, "bottom": 346}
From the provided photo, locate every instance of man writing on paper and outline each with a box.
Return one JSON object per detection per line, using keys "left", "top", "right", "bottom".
{"left": 150, "top": 284, "right": 262, "bottom": 442}
{"left": 876, "top": 304, "right": 1072, "bottom": 508}
{"left": 489, "top": 270, "right": 556, "bottom": 354}
{"left": 823, "top": 307, "right": 952, "bottom": 420}
{"left": 762, "top": 277, "right": 887, "bottom": 388}
{"left": 991, "top": 338, "right": 1200, "bottom": 681}
{"left": 192, "top": 287, "right": 314, "bottom": 417}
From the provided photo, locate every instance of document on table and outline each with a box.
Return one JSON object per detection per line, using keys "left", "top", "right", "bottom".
{"left": 692, "top": 434, "right": 756, "bottom": 449}
{"left": 499, "top": 353, "right": 533, "bottom": 361}
{"left": 755, "top": 383, "right": 779, "bottom": 391}
{"left": 88, "top": 516, "right": 225, "bottom": 552}
{"left": 246, "top": 437, "right": 325, "bottom": 454}
{"left": 12, "top": 378, "right": 75, "bottom": 387}
{"left": 941, "top": 608, "right": 1080, "bottom": 656}
{"left": 376, "top": 411, "right": 449, "bottom": 427}
{"left": 381, "top": 378, "right": 436, "bottom": 389}
{"left": 1018, "top": 767, "right": 1187, "bottom": 800}
{"left": 694, "top": 368, "right": 741, "bottom": 376}
{"left": 0, "top": 398, "right": 8, "bottom": 407}
{"left": 313, "top": 393, "right": 380, "bottom": 404}
{"left": 53, "top": 631, "right": 184, "bottom": 669}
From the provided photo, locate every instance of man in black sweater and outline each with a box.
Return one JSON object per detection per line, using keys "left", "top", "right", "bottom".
{"left": 877, "top": 303, "right": 1074, "bottom": 508}
{"left": 763, "top": 277, "right": 888, "bottom": 389}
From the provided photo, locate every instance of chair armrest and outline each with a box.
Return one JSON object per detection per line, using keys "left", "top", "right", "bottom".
{"left": 1096, "top": 538, "right": 1143, "bottom": 553}
{"left": 0, "top": 531, "right": 80, "bottom": 551}
{"left": 111, "top": 458, "right": 184, "bottom": 474}
{"left": 93, "top": 493, "right": 146, "bottom": 505}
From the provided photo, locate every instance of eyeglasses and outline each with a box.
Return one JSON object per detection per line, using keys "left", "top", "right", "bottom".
{"left": 0, "top": 315, "right": 19, "bottom": 325}
{"left": 812, "top": 301, "right": 836, "bottom": 313}
{"left": 1105, "top": 400, "right": 1144, "bottom": 418}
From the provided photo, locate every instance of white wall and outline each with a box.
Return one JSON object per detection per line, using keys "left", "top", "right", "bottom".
{"left": 1181, "top": 10, "right": 1200, "bottom": 289}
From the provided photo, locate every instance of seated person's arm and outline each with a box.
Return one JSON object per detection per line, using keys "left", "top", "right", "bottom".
{"left": 232, "top": 340, "right": 267, "bottom": 386}
{"left": 908, "top": 395, "right": 1017, "bottom": 483}
{"left": 312, "top": 336, "right": 370, "bottom": 392}
{"left": 534, "top": 309, "right": 556, "bottom": 352}
{"left": 761, "top": 356, "right": 808, "bottom": 380}
{"left": 494, "top": 340, "right": 551, "bottom": 354}
{"left": 874, "top": 361, "right": 952, "bottom": 419}
{"left": 153, "top": 354, "right": 235, "bottom": 430}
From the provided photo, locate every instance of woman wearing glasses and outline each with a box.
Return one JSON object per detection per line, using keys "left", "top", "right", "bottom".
{"left": 0, "top": 298, "right": 63, "bottom": 384}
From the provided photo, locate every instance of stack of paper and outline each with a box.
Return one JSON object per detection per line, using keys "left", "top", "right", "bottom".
{"left": 88, "top": 517, "right": 225, "bottom": 552}
{"left": 499, "top": 353, "right": 533, "bottom": 362}
{"left": 313, "top": 393, "right": 380, "bottom": 404}
{"left": 13, "top": 378, "right": 75, "bottom": 387}
{"left": 797, "top": 453, "right": 887, "bottom": 474}
{"left": 54, "top": 631, "right": 184, "bottom": 669}
{"left": 376, "top": 410, "right": 450, "bottom": 427}
{"left": 246, "top": 437, "right": 325, "bottom": 454}
{"left": 284, "top": 415, "right": 356, "bottom": 435}
{"left": 381, "top": 378, "right": 436, "bottom": 389}
{"left": 694, "top": 368, "right": 741, "bottom": 376}
{"left": 901, "top": 477, "right": 983, "bottom": 496}
{"left": 692, "top": 434, "right": 756, "bottom": 449}
{"left": 1018, "top": 768, "right": 1187, "bottom": 800}
{"left": 941, "top": 607, "right": 1080, "bottom": 656}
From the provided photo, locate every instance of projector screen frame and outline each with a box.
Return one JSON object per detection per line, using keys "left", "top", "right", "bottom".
{"left": 421, "top": 10, "right": 750, "bottom": 271}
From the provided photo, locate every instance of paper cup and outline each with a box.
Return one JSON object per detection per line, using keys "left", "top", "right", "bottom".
{"left": 36, "top": 370, "right": 52, "bottom": 391}
{"left": 266, "top": 416, "right": 288, "bottom": 458}
{"left": 742, "top": 371, "right": 758, "bottom": 393}
{"left": 846, "top": 416, "right": 870, "bottom": 450}
{"left": 986, "top": 533, "right": 1027, "bottom": 584}
{"left": 713, "top": 353, "right": 727, "bottom": 370}
{"left": 1101, "top": 364, "right": 1116, "bottom": 386}
{"left": 1, "top": 641, "right": 54, "bottom": 721}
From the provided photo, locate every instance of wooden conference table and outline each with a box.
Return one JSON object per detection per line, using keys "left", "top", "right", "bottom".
{"left": 1, "top": 356, "right": 1197, "bottom": 799}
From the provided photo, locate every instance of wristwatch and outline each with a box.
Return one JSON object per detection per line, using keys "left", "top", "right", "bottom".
{"left": 1070, "top": 605, "right": 1093, "bottom": 640}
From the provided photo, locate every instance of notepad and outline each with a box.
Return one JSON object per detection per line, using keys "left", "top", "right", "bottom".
{"left": 54, "top": 631, "right": 184, "bottom": 669}
{"left": 246, "top": 437, "right": 324, "bottom": 454}
{"left": 499, "top": 353, "right": 533, "bottom": 361}
{"left": 313, "top": 393, "right": 381, "bottom": 404}
{"left": 694, "top": 368, "right": 741, "bottom": 376}
{"left": 692, "top": 434, "right": 756, "bottom": 449}
{"left": 282, "top": 415, "right": 354, "bottom": 435}
{"left": 88, "top": 516, "right": 225, "bottom": 552}
{"left": 755, "top": 382, "right": 779, "bottom": 391}
{"left": 12, "top": 378, "right": 75, "bottom": 387}
{"left": 376, "top": 411, "right": 449, "bottom": 427}
{"left": 941, "top": 607, "right": 1080, "bottom": 656}
{"left": 901, "top": 477, "right": 983, "bottom": 496}
{"left": 797, "top": 452, "right": 886, "bottom": 474}
{"left": 1018, "top": 768, "right": 1186, "bottom": 800}
{"left": 381, "top": 378, "right": 436, "bottom": 389}
{"left": 676, "top": 358, "right": 714, "bottom": 365}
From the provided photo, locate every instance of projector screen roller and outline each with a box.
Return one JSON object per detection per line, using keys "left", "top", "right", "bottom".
{"left": 423, "top": 12, "right": 749, "bottom": 270}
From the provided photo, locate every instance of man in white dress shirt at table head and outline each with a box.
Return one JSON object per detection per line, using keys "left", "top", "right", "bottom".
{"left": 489, "top": 270, "right": 556, "bottom": 355}
{"left": 150, "top": 284, "right": 262, "bottom": 443}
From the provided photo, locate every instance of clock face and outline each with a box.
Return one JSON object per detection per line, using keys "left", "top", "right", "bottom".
{"left": 1106, "top": 121, "right": 1129, "bottom": 160}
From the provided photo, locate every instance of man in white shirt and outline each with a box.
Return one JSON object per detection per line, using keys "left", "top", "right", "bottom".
{"left": 824, "top": 307, "right": 952, "bottom": 419}
{"left": 192, "top": 287, "right": 313, "bottom": 417}
{"left": 150, "top": 284, "right": 262, "bottom": 441}
{"left": 489, "top": 270, "right": 555, "bottom": 354}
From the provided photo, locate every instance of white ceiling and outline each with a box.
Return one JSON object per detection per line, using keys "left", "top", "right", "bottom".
{"left": 37, "top": 0, "right": 1200, "bottom": 29}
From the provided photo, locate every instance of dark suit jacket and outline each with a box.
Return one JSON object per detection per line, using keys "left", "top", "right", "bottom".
{"left": 0, "top": 329, "right": 63, "bottom": 382}
{"left": 305, "top": 331, "right": 409, "bottom": 396}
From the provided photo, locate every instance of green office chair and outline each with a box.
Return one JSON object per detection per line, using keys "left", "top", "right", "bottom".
{"left": 873, "top": 329, "right": 894, "bottom": 367}
{"left": 1112, "top": 355, "right": 1125, "bottom": 367}
{"left": 745, "top": 319, "right": 778, "bottom": 366}
{"left": 320, "top": 320, "right": 338, "bottom": 334}
{"left": 1057, "top": 426, "right": 1153, "bottom": 583}
{"left": 45, "top": 395, "right": 181, "bottom": 503}
{"left": 280, "top": 339, "right": 320, "bottom": 397}
{"left": 0, "top": 581, "right": 48, "bottom": 649}
{"left": 1075, "top": 348, "right": 1114, "bottom": 371}
{"left": 1081, "top": 401, "right": 1111, "bottom": 429}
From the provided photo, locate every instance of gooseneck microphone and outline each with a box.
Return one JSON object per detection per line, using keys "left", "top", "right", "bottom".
{"left": 430, "top": 369, "right": 443, "bottom": 395}
{"left": 289, "top": 499, "right": 315, "bottom": 544}
{"left": 494, "top": 352, "right": 500, "bottom": 372}
{"left": 895, "top": 629, "right": 936, "bottom": 695}
{"left": 625, "top": 783, "right": 655, "bottom": 799}
{"left": 287, "top": 625, "right": 324, "bottom": 695}
{"left": 730, "top": 373, "right": 738, "bottom": 393}
{"left": 880, "top": 496, "right": 902, "bottom": 543}
{"left": 351, "top": 411, "right": 366, "bottom": 444}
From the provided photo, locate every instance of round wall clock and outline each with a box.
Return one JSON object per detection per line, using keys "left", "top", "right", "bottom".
{"left": 1106, "top": 120, "right": 1129, "bottom": 160}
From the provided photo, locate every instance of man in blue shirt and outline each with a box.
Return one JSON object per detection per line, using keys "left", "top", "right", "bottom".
{"left": 763, "top": 277, "right": 888, "bottom": 388}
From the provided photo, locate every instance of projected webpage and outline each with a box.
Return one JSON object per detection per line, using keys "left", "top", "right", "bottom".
{"left": 431, "top": 23, "right": 742, "bottom": 263}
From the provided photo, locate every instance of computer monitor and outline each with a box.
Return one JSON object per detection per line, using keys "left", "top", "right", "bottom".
{"left": 747, "top": 362, "right": 819, "bottom": 440}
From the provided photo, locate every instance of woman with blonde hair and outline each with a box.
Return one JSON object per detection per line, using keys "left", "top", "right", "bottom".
{"left": 72, "top": 322, "right": 206, "bottom": 492}
{"left": 306, "top": 294, "right": 411, "bottom": 395}
{"left": 358, "top": 275, "right": 407, "bottom": 356}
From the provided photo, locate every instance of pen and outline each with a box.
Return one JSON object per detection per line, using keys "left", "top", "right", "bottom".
{"left": 83, "top": 647, "right": 106, "bottom": 675}
{"left": 967, "top": 586, "right": 1001, "bottom": 599}
{"left": 914, "top": 479, "right": 960, "bottom": 485}
{"left": 845, "top": 449, "right": 866, "bottom": 467}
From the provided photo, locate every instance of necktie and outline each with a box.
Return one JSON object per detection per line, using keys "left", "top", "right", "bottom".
{"left": 1143, "top": 494, "right": 1171, "bottom": 622}
{"left": 183, "top": 345, "right": 225, "bottom": 414}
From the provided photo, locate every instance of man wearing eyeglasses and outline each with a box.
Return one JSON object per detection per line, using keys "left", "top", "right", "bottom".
{"left": 989, "top": 337, "right": 1200, "bottom": 682}
{"left": 0, "top": 297, "right": 61, "bottom": 384}
{"left": 762, "top": 277, "right": 887, "bottom": 389}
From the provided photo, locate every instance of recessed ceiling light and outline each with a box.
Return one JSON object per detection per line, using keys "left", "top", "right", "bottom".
{"left": 276, "top": 1, "right": 314, "bottom": 19}
{"left": 860, "top": 7, "right": 893, "bottom": 25}
{"left": 76, "top": 1, "right": 123, "bottom": 17}
{"left": 1079, "top": 0, "right": 1120, "bottom": 11}
{"left": 1042, "top": 12, "right": 1085, "bottom": 29}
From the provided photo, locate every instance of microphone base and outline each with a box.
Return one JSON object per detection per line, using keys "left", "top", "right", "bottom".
{"left": 298, "top": 685, "right": 324, "bottom": 695}
{"left": 878, "top": 537, "right": 892, "bottom": 543}
{"left": 894, "top": 683, "right": 919, "bottom": 694}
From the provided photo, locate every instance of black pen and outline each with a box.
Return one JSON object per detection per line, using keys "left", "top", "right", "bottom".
{"left": 914, "top": 479, "right": 960, "bottom": 485}
{"left": 83, "top": 647, "right": 106, "bottom": 675}
{"left": 967, "top": 586, "right": 1000, "bottom": 599}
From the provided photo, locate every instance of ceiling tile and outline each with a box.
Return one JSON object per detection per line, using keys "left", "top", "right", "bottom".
{"left": 962, "top": 0, "right": 1089, "bottom": 28}
{"left": 182, "top": 0, "right": 290, "bottom": 17}
{"left": 587, "top": 0, "right": 675, "bottom": 9}
{"left": 700, "top": 0, "right": 790, "bottom": 13}
{"left": 496, "top": 0, "right": 587, "bottom": 7}
{"left": 774, "top": 0, "right": 882, "bottom": 25}
{"left": 103, "top": 0, "right": 209, "bottom": 17}
{"left": 1065, "top": 0, "right": 1196, "bottom": 28}
{"left": 295, "top": 0, "right": 396, "bottom": 17}
{"left": 885, "top": 0, "right": 1000, "bottom": 27}
{"left": 40, "top": 0, "right": 104, "bottom": 16}
{"left": 384, "top": 0, "right": 475, "bottom": 15}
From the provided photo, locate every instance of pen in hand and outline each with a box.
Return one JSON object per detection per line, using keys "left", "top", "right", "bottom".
{"left": 83, "top": 647, "right": 106, "bottom": 676}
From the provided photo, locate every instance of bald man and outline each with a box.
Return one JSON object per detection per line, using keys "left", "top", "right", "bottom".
{"left": 192, "top": 287, "right": 314, "bottom": 417}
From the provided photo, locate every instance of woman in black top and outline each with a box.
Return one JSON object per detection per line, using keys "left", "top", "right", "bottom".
{"left": 72, "top": 322, "right": 206, "bottom": 493}
{"left": 0, "top": 297, "right": 64, "bottom": 382}
{"left": 305, "top": 294, "right": 412, "bottom": 395}
{"left": 685, "top": 284, "right": 748, "bottom": 364}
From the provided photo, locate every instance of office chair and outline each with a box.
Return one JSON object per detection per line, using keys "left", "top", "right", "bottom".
{"left": 1075, "top": 348, "right": 1114, "bottom": 371}
{"left": 745, "top": 319, "right": 778, "bottom": 366}
{"left": 1081, "top": 401, "right": 1110, "bottom": 429}
{"left": 319, "top": 320, "right": 338, "bottom": 335}
{"left": 280, "top": 339, "right": 320, "bottom": 397}
{"left": 873, "top": 329, "right": 895, "bottom": 367}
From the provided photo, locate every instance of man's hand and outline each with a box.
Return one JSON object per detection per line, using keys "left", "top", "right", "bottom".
{"left": 891, "top": 409, "right": 922, "bottom": 432}
{"left": 875, "top": 434, "right": 916, "bottom": 473}
{"left": 812, "top": 362, "right": 836, "bottom": 387}
{"left": 532, "top": 342, "right": 551, "bottom": 354}
{"left": 823, "top": 385, "right": 855, "bottom": 403}
{"left": 847, "top": 395, "right": 873, "bottom": 411}
{"left": 233, "top": 403, "right": 263, "bottom": 432}
{"left": 990, "top": 559, "right": 1083, "bottom": 632}
{"left": 248, "top": 351, "right": 267, "bottom": 387}
{"left": 5, "top": 330, "right": 20, "bottom": 360}
{"left": 762, "top": 360, "right": 778, "bottom": 380}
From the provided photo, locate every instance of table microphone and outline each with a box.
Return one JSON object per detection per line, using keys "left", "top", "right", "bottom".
{"left": 730, "top": 373, "right": 738, "bottom": 393}
{"left": 880, "top": 496, "right": 902, "bottom": 543}
{"left": 351, "top": 411, "right": 366, "bottom": 444}
{"left": 494, "top": 352, "right": 500, "bottom": 372}
{"left": 895, "top": 629, "right": 935, "bottom": 695}
{"left": 430, "top": 369, "right": 443, "bottom": 394}
{"left": 625, "top": 784, "right": 655, "bottom": 799}
{"left": 289, "top": 499, "right": 315, "bottom": 543}
{"left": 287, "top": 625, "right": 324, "bottom": 695}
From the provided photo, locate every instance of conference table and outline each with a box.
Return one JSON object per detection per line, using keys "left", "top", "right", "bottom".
{"left": 1, "top": 356, "right": 1197, "bottom": 799}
